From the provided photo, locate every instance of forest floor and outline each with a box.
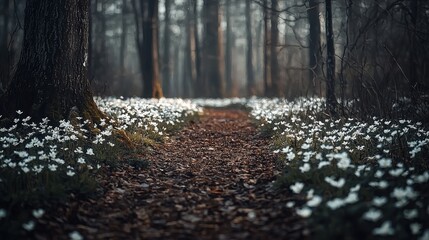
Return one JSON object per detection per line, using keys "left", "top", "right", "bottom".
{"left": 36, "top": 109, "right": 304, "bottom": 239}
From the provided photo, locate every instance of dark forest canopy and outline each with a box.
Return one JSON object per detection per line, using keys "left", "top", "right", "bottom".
{"left": 0, "top": 0, "right": 428, "bottom": 118}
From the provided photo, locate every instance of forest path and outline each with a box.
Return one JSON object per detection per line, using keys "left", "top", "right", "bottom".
{"left": 40, "top": 109, "right": 303, "bottom": 239}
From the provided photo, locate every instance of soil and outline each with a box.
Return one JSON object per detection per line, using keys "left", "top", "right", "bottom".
{"left": 35, "top": 109, "right": 305, "bottom": 239}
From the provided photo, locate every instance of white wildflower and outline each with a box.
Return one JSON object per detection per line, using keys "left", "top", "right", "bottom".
{"left": 77, "top": 157, "right": 86, "bottom": 164}
{"left": 290, "top": 182, "right": 304, "bottom": 194}
{"left": 373, "top": 221, "right": 394, "bottom": 236}
{"left": 296, "top": 207, "right": 312, "bottom": 218}
{"left": 32, "top": 209, "right": 45, "bottom": 218}
{"left": 22, "top": 220, "right": 35, "bottom": 231}
{"left": 69, "top": 231, "right": 84, "bottom": 240}
{"left": 307, "top": 196, "right": 322, "bottom": 207}
{"left": 404, "top": 209, "right": 418, "bottom": 219}
{"left": 299, "top": 163, "right": 311, "bottom": 173}
{"left": 326, "top": 198, "right": 345, "bottom": 210}
{"left": 410, "top": 223, "right": 422, "bottom": 235}
{"left": 324, "top": 176, "right": 345, "bottom": 188}
{"left": 372, "top": 197, "right": 387, "bottom": 207}
{"left": 378, "top": 158, "right": 392, "bottom": 168}
{"left": 0, "top": 209, "right": 6, "bottom": 219}
{"left": 66, "top": 170, "right": 76, "bottom": 177}
{"left": 86, "top": 148, "right": 95, "bottom": 155}
{"left": 363, "top": 208, "right": 382, "bottom": 221}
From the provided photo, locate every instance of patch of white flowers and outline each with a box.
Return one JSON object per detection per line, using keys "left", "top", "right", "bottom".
{"left": 0, "top": 98, "right": 201, "bottom": 178}
{"left": 0, "top": 97, "right": 201, "bottom": 233}
{"left": 246, "top": 97, "right": 429, "bottom": 238}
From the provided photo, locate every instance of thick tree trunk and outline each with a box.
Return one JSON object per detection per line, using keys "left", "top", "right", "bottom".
{"left": 245, "top": 0, "right": 255, "bottom": 96}
{"left": 225, "top": 0, "right": 232, "bottom": 97}
{"left": 263, "top": 0, "right": 272, "bottom": 97}
{"left": 270, "top": 0, "right": 281, "bottom": 96}
{"left": 141, "top": 0, "right": 163, "bottom": 98}
{"left": 202, "top": 0, "right": 224, "bottom": 98}
{"left": 308, "top": 0, "right": 321, "bottom": 96}
{"left": 0, "top": 0, "right": 11, "bottom": 92}
{"left": 162, "top": 0, "right": 171, "bottom": 97}
{"left": 0, "top": 0, "right": 104, "bottom": 123}
{"left": 88, "top": 0, "right": 94, "bottom": 82}
{"left": 325, "top": 0, "right": 337, "bottom": 115}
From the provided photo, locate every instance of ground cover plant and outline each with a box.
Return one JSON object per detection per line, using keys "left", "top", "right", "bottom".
{"left": 247, "top": 98, "right": 429, "bottom": 239}
{"left": 0, "top": 97, "right": 201, "bottom": 237}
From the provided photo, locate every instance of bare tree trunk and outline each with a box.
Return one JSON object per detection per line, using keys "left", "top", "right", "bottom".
{"left": 245, "top": 0, "right": 255, "bottom": 96}
{"left": 132, "top": 0, "right": 163, "bottom": 98}
{"left": 88, "top": 0, "right": 94, "bottom": 82}
{"left": 185, "top": 0, "right": 197, "bottom": 98}
{"left": 308, "top": 0, "right": 321, "bottom": 96}
{"left": 141, "top": 0, "right": 163, "bottom": 98}
{"left": 270, "top": 0, "right": 281, "bottom": 96}
{"left": 202, "top": 0, "right": 224, "bottom": 98}
{"left": 0, "top": 0, "right": 11, "bottom": 92}
{"left": 263, "top": 0, "right": 272, "bottom": 97}
{"left": 225, "top": 0, "right": 232, "bottom": 97}
{"left": 193, "top": 0, "right": 202, "bottom": 97}
{"left": 162, "top": 0, "right": 171, "bottom": 97}
{"left": 0, "top": 0, "right": 104, "bottom": 123}
{"left": 325, "top": 0, "right": 337, "bottom": 115}
{"left": 409, "top": 0, "right": 418, "bottom": 101}
{"left": 256, "top": 18, "right": 262, "bottom": 87}
{"left": 120, "top": 0, "right": 128, "bottom": 76}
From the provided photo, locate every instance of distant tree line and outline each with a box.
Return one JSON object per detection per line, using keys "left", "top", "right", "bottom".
{"left": 0, "top": 0, "right": 428, "bottom": 119}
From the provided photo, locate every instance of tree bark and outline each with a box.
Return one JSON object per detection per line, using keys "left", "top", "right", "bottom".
{"left": 162, "top": 0, "right": 171, "bottom": 97}
{"left": 136, "top": 0, "right": 163, "bottom": 99}
{"left": 325, "top": 0, "right": 337, "bottom": 115}
{"left": 409, "top": 0, "right": 418, "bottom": 100}
{"left": 0, "top": 0, "right": 104, "bottom": 123}
{"left": 270, "top": 0, "right": 281, "bottom": 96}
{"left": 88, "top": 0, "right": 94, "bottom": 82}
{"left": 263, "top": 0, "right": 272, "bottom": 97}
{"left": 202, "top": 0, "right": 224, "bottom": 98}
{"left": 184, "top": 0, "right": 197, "bottom": 98}
{"left": 0, "top": 0, "right": 11, "bottom": 92}
{"left": 225, "top": 0, "right": 232, "bottom": 97}
{"left": 245, "top": 0, "right": 255, "bottom": 96}
{"left": 120, "top": 0, "right": 128, "bottom": 76}
{"left": 308, "top": 0, "right": 321, "bottom": 96}
{"left": 193, "top": 0, "right": 202, "bottom": 97}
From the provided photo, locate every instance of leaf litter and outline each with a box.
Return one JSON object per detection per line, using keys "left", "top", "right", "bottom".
{"left": 35, "top": 109, "right": 304, "bottom": 239}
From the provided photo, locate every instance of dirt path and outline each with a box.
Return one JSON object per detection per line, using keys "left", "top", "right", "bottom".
{"left": 38, "top": 109, "right": 303, "bottom": 239}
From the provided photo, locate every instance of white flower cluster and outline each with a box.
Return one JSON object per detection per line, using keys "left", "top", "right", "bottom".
{"left": 1, "top": 97, "right": 201, "bottom": 178}
{"left": 246, "top": 98, "right": 429, "bottom": 238}
{"left": 97, "top": 97, "right": 202, "bottom": 136}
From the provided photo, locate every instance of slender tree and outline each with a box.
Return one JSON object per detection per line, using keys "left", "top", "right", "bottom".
{"left": 225, "top": 0, "right": 233, "bottom": 96}
{"left": 184, "top": 0, "right": 198, "bottom": 98}
{"left": 245, "top": 0, "right": 255, "bottom": 96}
{"left": 120, "top": 0, "right": 129, "bottom": 76}
{"left": 132, "top": 0, "right": 163, "bottom": 98}
{"left": 193, "top": 0, "right": 202, "bottom": 97}
{"left": 0, "top": 0, "right": 104, "bottom": 122}
{"left": 0, "top": 0, "right": 11, "bottom": 92}
{"left": 162, "top": 0, "right": 171, "bottom": 96}
{"left": 270, "top": 0, "right": 281, "bottom": 96}
{"left": 325, "top": 0, "right": 336, "bottom": 114}
{"left": 202, "top": 0, "right": 224, "bottom": 98}
{"left": 307, "top": 0, "right": 321, "bottom": 96}
{"left": 263, "top": 0, "right": 272, "bottom": 96}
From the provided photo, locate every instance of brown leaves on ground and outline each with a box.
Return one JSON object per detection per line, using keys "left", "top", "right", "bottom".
{"left": 35, "top": 109, "right": 305, "bottom": 239}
